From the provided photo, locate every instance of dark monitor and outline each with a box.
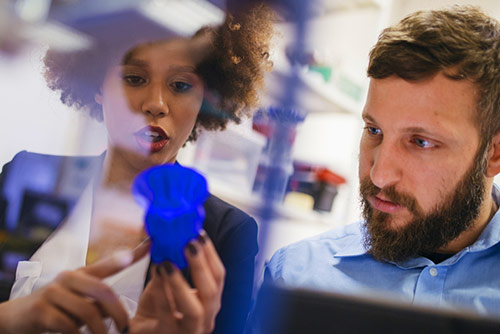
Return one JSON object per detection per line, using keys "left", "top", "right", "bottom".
{"left": 250, "top": 282, "right": 500, "bottom": 334}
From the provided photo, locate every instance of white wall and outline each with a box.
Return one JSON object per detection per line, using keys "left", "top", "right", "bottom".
{"left": 0, "top": 46, "right": 107, "bottom": 168}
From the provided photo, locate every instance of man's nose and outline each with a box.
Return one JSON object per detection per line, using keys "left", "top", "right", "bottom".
{"left": 141, "top": 84, "right": 168, "bottom": 118}
{"left": 369, "top": 141, "right": 403, "bottom": 189}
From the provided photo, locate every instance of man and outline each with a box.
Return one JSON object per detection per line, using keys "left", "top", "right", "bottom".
{"left": 265, "top": 5, "right": 500, "bottom": 315}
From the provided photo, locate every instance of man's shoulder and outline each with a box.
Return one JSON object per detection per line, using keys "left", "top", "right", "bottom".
{"left": 266, "top": 222, "right": 365, "bottom": 280}
{"left": 276, "top": 221, "right": 364, "bottom": 257}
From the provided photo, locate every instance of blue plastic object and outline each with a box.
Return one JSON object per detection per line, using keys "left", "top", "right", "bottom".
{"left": 132, "top": 164, "right": 209, "bottom": 268}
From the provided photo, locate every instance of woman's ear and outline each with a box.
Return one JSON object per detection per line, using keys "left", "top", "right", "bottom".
{"left": 94, "top": 91, "right": 103, "bottom": 105}
{"left": 486, "top": 132, "right": 500, "bottom": 177}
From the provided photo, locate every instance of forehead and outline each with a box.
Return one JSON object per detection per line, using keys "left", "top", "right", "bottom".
{"left": 363, "top": 73, "right": 480, "bottom": 140}
{"left": 123, "top": 38, "right": 196, "bottom": 67}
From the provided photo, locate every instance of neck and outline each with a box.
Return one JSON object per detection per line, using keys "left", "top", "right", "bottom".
{"left": 101, "top": 147, "right": 143, "bottom": 192}
{"left": 438, "top": 182, "right": 497, "bottom": 253}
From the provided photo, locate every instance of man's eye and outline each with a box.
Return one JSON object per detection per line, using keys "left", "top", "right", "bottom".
{"left": 171, "top": 81, "right": 192, "bottom": 93}
{"left": 123, "top": 75, "right": 146, "bottom": 86}
{"left": 365, "top": 126, "right": 381, "bottom": 136}
{"left": 413, "top": 138, "right": 435, "bottom": 148}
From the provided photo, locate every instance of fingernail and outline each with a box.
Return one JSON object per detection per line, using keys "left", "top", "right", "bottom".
{"left": 163, "top": 261, "right": 174, "bottom": 275}
{"left": 187, "top": 242, "right": 198, "bottom": 255}
{"left": 197, "top": 232, "right": 207, "bottom": 244}
{"left": 114, "top": 250, "right": 133, "bottom": 267}
{"left": 121, "top": 325, "right": 129, "bottom": 334}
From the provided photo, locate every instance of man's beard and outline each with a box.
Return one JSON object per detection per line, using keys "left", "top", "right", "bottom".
{"left": 360, "top": 146, "right": 489, "bottom": 263}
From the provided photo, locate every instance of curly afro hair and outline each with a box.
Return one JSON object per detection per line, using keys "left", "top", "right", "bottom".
{"left": 44, "top": 3, "right": 274, "bottom": 142}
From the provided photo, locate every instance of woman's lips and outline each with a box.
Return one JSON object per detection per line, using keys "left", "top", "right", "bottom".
{"left": 134, "top": 126, "right": 169, "bottom": 153}
{"left": 369, "top": 195, "right": 404, "bottom": 214}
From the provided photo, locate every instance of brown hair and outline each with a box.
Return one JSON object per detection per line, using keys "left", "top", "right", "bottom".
{"left": 368, "top": 5, "right": 500, "bottom": 147}
{"left": 44, "top": 3, "right": 274, "bottom": 142}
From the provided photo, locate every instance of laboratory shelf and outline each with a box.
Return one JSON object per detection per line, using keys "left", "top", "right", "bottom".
{"left": 262, "top": 65, "right": 363, "bottom": 115}
{"left": 206, "top": 176, "right": 340, "bottom": 227}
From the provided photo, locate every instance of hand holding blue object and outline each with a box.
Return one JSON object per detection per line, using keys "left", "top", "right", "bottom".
{"left": 132, "top": 164, "right": 209, "bottom": 269}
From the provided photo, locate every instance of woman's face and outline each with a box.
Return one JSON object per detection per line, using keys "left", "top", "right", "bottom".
{"left": 97, "top": 38, "right": 204, "bottom": 171}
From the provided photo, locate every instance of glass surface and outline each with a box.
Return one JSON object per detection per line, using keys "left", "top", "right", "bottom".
{"left": 2, "top": 1, "right": 500, "bottom": 333}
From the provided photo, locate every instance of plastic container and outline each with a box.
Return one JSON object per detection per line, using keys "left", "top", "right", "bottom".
{"left": 193, "top": 126, "right": 267, "bottom": 193}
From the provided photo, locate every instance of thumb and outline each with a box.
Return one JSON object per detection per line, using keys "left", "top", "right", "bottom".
{"left": 83, "top": 239, "right": 151, "bottom": 278}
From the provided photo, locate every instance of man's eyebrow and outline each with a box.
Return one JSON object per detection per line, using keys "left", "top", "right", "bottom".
{"left": 362, "top": 113, "right": 376, "bottom": 123}
{"left": 363, "top": 113, "right": 443, "bottom": 137}
{"left": 403, "top": 126, "right": 430, "bottom": 133}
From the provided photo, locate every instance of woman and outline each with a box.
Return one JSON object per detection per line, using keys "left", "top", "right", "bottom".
{"left": 0, "top": 3, "right": 274, "bottom": 333}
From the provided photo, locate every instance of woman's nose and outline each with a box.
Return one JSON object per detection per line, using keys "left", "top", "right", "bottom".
{"left": 141, "top": 84, "right": 168, "bottom": 117}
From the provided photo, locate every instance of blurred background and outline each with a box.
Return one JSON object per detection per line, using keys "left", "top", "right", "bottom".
{"left": 2, "top": 0, "right": 500, "bottom": 277}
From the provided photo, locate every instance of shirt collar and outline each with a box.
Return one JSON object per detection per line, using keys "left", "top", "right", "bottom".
{"left": 332, "top": 226, "right": 436, "bottom": 270}
{"left": 334, "top": 184, "right": 500, "bottom": 267}
{"left": 334, "top": 223, "right": 367, "bottom": 257}
{"left": 466, "top": 183, "right": 500, "bottom": 252}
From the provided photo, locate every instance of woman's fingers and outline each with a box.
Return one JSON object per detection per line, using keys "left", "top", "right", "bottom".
{"left": 185, "top": 236, "right": 225, "bottom": 332}
{"left": 132, "top": 236, "right": 225, "bottom": 334}
{"left": 53, "top": 242, "right": 150, "bottom": 333}
{"left": 197, "top": 231, "right": 225, "bottom": 289}
{"left": 5, "top": 293, "right": 81, "bottom": 334}
{"left": 54, "top": 270, "right": 129, "bottom": 333}
{"left": 83, "top": 239, "right": 150, "bottom": 278}
{"left": 185, "top": 241, "right": 219, "bottom": 308}
{"left": 0, "top": 241, "right": 150, "bottom": 334}
{"left": 72, "top": 239, "right": 150, "bottom": 332}
{"left": 156, "top": 266, "right": 179, "bottom": 317}
{"left": 158, "top": 262, "right": 204, "bottom": 331}
{"left": 150, "top": 265, "right": 175, "bottom": 316}
{"left": 132, "top": 265, "right": 188, "bottom": 334}
{"left": 37, "top": 303, "right": 81, "bottom": 334}
{"left": 153, "top": 236, "right": 226, "bottom": 333}
{"left": 24, "top": 295, "right": 81, "bottom": 334}
{"left": 43, "top": 284, "right": 107, "bottom": 334}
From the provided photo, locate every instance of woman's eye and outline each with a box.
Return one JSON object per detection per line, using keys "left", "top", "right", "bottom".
{"left": 123, "top": 75, "right": 146, "bottom": 86}
{"left": 171, "top": 81, "right": 192, "bottom": 93}
{"left": 413, "top": 138, "right": 435, "bottom": 148}
{"left": 365, "top": 126, "right": 381, "bottom": 136}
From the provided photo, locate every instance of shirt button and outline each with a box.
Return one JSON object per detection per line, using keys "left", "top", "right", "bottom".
{"left": 429, "top": 267, "right": 438, "bottom": 277}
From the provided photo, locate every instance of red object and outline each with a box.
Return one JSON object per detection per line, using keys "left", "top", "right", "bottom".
{"left": 316, "top": 168, "right": 346, "bottom": 185}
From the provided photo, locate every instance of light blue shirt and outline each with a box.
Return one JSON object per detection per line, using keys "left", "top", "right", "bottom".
{"left": 265, "top": 185, "right": 500, "bottom": 316}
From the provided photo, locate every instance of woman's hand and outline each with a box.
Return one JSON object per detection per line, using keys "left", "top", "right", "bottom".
{"left": 0, "top": 241, "right": 150, "bottom": 334}
{"left": 131, "top": 231, "right": 226, "bottom": 334}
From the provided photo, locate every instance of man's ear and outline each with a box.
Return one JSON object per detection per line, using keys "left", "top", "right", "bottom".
{"left": 486, "top": 132, "right": 500, "bottom": 177}
{"left": 94, "top": 91, "right": 103, "bottom": 105}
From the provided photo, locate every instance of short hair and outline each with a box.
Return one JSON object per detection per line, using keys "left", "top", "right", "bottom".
{"left": 44, "top": 3, "right": 274, "bottom": 142}
{"left": 368, "top": 5, "right": 500, "bottom": 147}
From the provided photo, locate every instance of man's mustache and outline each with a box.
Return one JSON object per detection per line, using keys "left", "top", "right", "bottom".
{"left": 359, "top": 178, "right": 424, "bottom": 216}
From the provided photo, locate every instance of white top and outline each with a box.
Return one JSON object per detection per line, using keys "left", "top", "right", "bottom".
{"left": 10, "top": 183, "right": 150, "bottom": 334}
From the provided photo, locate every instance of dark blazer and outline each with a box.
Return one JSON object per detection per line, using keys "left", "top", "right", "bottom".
{"left": 0, "top": 151, "right": 258, "bottom": 334}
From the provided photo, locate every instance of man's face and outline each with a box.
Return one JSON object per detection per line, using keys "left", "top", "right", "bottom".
{"left": 358, "top": 73, "right": 486, "bottom": 262}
